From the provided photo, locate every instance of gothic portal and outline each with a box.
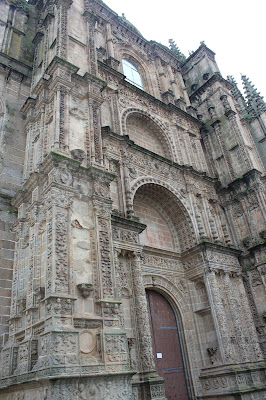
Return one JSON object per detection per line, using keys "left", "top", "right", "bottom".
{"left": 146, "top": 290, "right": 189, "bottom": 400}
{"left": 0, "top": 0, "right": 266, "bottom": 399}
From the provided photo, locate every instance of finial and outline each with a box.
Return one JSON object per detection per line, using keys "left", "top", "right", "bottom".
{"left": 241, "top": 74, "right": 266, "bottom": 115}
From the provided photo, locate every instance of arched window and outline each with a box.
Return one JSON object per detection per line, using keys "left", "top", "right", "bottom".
{"left": 122, "top": 59, "right": 143, "bottom": 89}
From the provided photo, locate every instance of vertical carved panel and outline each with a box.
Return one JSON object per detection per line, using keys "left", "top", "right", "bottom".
{"left": 59, "top": 86, "right": 66, "bottom": 150}
{"left": 206, "top": 269, "right": 235, "bottom": 363}
{"left": 242, "top": 271, "right": 266, "bottom": 357}
{"left": 45, "top": 187, "right": 73, "bottom": 295}
{"left": 131, "top": 253, "right": 155, "bottom": 372}
{"left": 98, "top": 217, "right": 113, "bottom": 298}
{"left": 56, "top": 1, "right": 72, "bottom": 59}
{"left": 54, "top": 210, "right": 69, "bottom": 293}
{"left": 84, "top": 10, "right": 98, "bottom": 76}
{"left": 223, "top": 272, "right": 248, "bottom": 362}
{"left": 92, "top": 102, "right": 100, "bottom": 163}
{"left": 234, "top": 274, "right": 263, "bottom": 362}
{"left": 45, "top": 215, "right": 53, "bottom": 296}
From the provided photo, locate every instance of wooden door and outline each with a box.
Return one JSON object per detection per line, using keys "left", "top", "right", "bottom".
{"left": 146, "top": 290, "right": 189, "bottom": 400}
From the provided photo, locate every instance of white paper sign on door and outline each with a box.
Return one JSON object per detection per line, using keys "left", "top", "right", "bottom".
{"left": 156, "top": 352, "right": 162, "bottom": 358}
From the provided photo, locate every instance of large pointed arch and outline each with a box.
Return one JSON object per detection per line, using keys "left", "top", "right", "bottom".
{"left": 131, "top": 177, "right": 197, "bottom": 251}
{"left": 121, "top": 108, "right": 177, "bottom": 161}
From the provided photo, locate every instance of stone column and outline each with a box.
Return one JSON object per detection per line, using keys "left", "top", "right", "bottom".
{"left": 91, "top": 169, "right": 131, "bottom": 373}
{"left": 156, "top": 58, "right": 169, "bottom": 94}
{"left": 130, "top": 252, "right": 155, "bottom": 373}
{"left": 242, "top": 271, "right": 266, "bottom": 357}
{"left": 218, "top": 206, "right": 232, "bottom": 246}
{"left": 56, "top": 0, "right": 73, "bottom": 60}
{"left": 166, "top": 64, "right": 181, "bottom": 99}
{"left": 200, "top": 127, "right": 218, "bottom": 178}
{"left": 113, "top": 248, "right": 124, "bottom": 300}
{"left": 106, "top": 23, "right": 114, "bottom": 59}
{"left": 234, "top": 273, "right": 263, "bottom": 362}
{"left": 223, "top": 271, "right": 248, "bottom": 362}
{"left": 53, "top": 84, "right": 69, "bottom": 152}
{"left": 34, "top": 161, "right": 78, "bottom": 372}
{"left": 83, "top": 10, "right": 98, "bottom": 76}
{"left": 93, "top": 200, "right": 114, "bottom": 300}
{"left": 176, "top": 71, "right": 190, "bottom": 105}
{"left": 195, "top": 137, "right": 208, "bottom": 172}
{"left": 193, "top": 197, "right": 208, "bottom": 241}
{"left": 111, "top": 91, "right": 121, "bottom": 134}
{"left": 211, "top": 118, "right": 235, "bottom": 181}
{"left": 119, "top": 148, "right": 134, "bottom": 218}
{"left": 44, "top": 184, "right": 73, "bottom": 296}
{"left": 86, "top": 76, "right": 105, "bottom": 165}
{"left": 89, "top": 100, "right": 98, "bottom": 164}
{"left": 204, "top": 199, "right": 219, "bottom": 243}
{"left": 205, "top": 268, "right": 236, "bottom": 363}
{"left": 221, "top": 94, "right": 253, "bottom": 171}
{"left": 130, "top": 252, "right": 166, "bottom": 399}
{"left": 183, "top": 129, "right": 195, "bottom": 167}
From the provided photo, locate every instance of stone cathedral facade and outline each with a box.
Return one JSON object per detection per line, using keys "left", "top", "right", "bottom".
{"left": 0, "top": 0, "right": 266, "bottom": 399}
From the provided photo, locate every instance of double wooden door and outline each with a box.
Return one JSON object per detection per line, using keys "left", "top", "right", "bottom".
{"left": 146, "top": 290, "right": 189, "bottom": 400}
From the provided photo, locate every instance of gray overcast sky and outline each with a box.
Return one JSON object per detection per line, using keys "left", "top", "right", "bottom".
{"left": 103, "top": 0, "right": 266, "bottom": 99}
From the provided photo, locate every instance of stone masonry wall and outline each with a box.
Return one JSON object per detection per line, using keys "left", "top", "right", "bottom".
{"left": 0, "top": 196, "right": 16, "bottom": 350}
{"left": 127, "top": 114, "right": 166, "bottom": 157}
{"left": 0, "top": 69, "right": 31, "bottom": 349}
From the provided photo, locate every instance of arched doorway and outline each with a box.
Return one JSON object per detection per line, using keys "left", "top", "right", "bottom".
{"left": 146, "top": 290, "right": 189, "bottom": 400}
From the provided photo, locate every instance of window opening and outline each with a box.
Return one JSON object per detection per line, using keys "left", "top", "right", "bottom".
{"left": 122, "top": 59, "right": 143, "bottom": 89}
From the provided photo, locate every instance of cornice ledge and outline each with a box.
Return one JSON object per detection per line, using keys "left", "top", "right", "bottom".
{"left": 111, "top": 214, "right": 147, "bottom": 233}
{"left": 190, "top": 73, "right": 233, "bottom": 100}
{"left": 0, "top": 51, "right": 32, "bottom": 78}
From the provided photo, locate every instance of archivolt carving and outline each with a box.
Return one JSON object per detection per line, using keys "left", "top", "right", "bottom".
{"left": 119, "top": 49, "right": 150, "bottom": 81}
{"left": 121, "top": 108, "right": 176, "bottom": 160}
{"left": 131, "top": 177, "right": 196, "bottom": 250}
{"left": 131, "top": 176, "right": 188, "bottom": 210}
{"left": 135, "top": 193, "right": 179, "bottom": 251}
{"left": 143, "top": 274, "right": 191, "bottom": 327}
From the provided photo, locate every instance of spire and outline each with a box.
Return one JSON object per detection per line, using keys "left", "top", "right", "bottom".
{"left": 227, "top": 75, "right": 248, "bottom": 116}
{"left": 227, "top": 75, "right": 243, "bottom": 101}
{"left": 241, "top": 74, "right": 266, "bottom": 116}
{"left": 168, "top": 39, "right": 186, "bottom": 64}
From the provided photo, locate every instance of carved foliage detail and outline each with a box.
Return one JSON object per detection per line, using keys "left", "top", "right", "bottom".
{"left": 55, "top": 211, "right": 69, "bottom": 293}
{"left": 98, "top": 218, "right": 113, "bottom": 297}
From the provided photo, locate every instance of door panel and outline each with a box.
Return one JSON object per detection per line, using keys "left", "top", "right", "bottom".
{"left": 146, "top": 290, "right": 189, "bottom": 400}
